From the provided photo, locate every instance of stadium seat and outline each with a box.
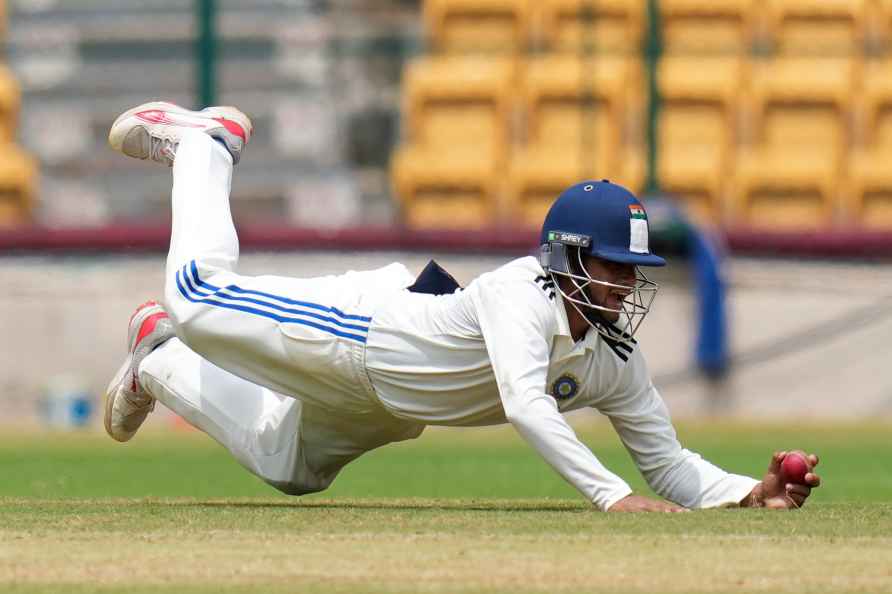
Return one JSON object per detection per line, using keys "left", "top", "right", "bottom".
{"left": 872, "top": 0, "right": 892, "bottom": 47}
{"left": 424, "top": 0, "right": 533, "bottom": 53}
{"left": 0, "top": 64, "right": 21, "bottom": 142}
{"left": 765, "top": 0, "right": 869, "bottom": 56}
{"left": 0, "top": 143, "right": 39, "bottom": 227}
{"left": 848, "top": 58, "right": 892, "bottom": 228}
{"left": 391, "top": 56, "right": 517, "bottom": 229}
{"left": 659, "top": 0, "right": 756, "bottom": 55}
{"left": 732, "top": 56, "right": 854, "bottom": 229}
{"left": 507, "top": 55, "right": 641, "bottom": 225}
{"left": 535, "top": 0, "right": 644, "bottom": 54}
{"left": 657, "top": 55, "right": 744, "bottom": 223}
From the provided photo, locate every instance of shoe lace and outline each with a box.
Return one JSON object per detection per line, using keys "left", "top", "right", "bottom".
{"left": 149, "top": 136, "right": 177, "bottom": 164}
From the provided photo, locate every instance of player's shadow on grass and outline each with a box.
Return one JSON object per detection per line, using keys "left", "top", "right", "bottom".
{"left": 160, "top": 498, "right": 586, "bottom": 513}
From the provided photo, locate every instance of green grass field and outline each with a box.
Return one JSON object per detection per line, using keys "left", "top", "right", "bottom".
{"left": 2, "top": 421, "right": 891, "bottom": 594}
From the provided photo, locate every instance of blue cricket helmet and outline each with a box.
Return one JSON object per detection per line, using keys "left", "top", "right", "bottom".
{"left": 540, "top": 180, "right": 665, "bottom": 267}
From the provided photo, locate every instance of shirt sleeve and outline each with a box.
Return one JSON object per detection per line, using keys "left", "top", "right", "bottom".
{"left": 470, "top": 274, "right": 633, "bottom": 511}
{"left": 597, "top": 349, "right": 759, "bottom": 508}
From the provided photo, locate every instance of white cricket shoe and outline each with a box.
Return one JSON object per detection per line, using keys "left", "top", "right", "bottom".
{"left": 108, "top": 100, "right": 252, "bottom": 166}
{"left": 104, "top": 300, "right": 174, "bottom": 442}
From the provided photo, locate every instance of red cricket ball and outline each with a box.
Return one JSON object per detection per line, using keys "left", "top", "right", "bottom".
{"left": 780, "top": 451, "right": 811, "bottom": 485}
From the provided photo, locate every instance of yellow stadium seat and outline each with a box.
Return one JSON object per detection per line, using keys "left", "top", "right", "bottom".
{"left": 522, "top": 54, "right": 632, "bottom": 148}
{"left": 766, "top": 0, "right": 868, "bottom": 56}
{"left": 0, "top": 64, "right": 21, "bottom": 142}
{"left": 535, "top": 0, "right": 644, "bottom": 53}
{"left": 848, "top": 58, "right": 892, "bottom": 228}
{"left": 424, "top": 0, "right": 533, "bottom": 53}
{"left": 659, "top": 0, "right": 756, "bottom": 55}
{"left": 507, "top": 55, "right": 640, "bottom": 225}
{"left": 401, "top": 56, "right": 516, "bottom": 150}
{"left": 0, "top": 143, "right": 39, "bottom": 227}
{"left": 733, "top": 57, "right": 854, "bottom": 229}
{"left": 873, "top": 0, "right": 892, "bottom": 47}
{"left": 391, "top": 56, "right": 517, "bottom": 229}
{"left": 657, "top": 55, "right": 744, "bottom": 224}
{"left": 508, "top": 146, "right": 645, "bottom": 227}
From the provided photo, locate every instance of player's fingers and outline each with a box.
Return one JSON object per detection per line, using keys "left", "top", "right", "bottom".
{"left": 808, "top": 453, "right": 820, "bottom": 468}
{"left": 769, "top": 451, "right": 785, "bottom": 472}
{"left": 646, "top": 500, "right": 680, "bottom": 513}
{"left": 805, "top": 472, "right": 821, "bottom": 487}
{"left": 787, "top": 492, "right": 807, "bottom": 508}
{"left": 763, "top": 496, "right": 790, "bottom": 510}
{"left": 786, "top": 483, "right": 811, "bottom": 498}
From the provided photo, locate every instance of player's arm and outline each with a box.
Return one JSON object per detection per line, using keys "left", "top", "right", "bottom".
{"left": 601, "top": 349, "right": 822, "bottom": 510}
{"left": 471, "top": 276, "right": 634, "bottom": 511}
{"left": 598, "top": 349, "right": 762, "bottom": 509}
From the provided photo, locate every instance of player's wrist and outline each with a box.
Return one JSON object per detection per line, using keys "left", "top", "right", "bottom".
{"left": 740, "top": 483, "right": 765, "bottom": 508}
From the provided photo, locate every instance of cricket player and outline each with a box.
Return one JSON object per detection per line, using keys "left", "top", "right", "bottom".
{"left": 104, "top": 101, "right": 821, "bottom": 512}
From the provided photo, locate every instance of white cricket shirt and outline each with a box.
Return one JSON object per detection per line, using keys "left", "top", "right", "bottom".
{"left": 364, "top": 256, "right": 758, "bottom": 511}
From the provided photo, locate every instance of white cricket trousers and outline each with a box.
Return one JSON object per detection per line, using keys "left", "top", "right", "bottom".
{"left": 139, "top": 130, "right": 423, "bottom": 494}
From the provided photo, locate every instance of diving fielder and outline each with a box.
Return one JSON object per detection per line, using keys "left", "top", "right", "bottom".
{"left": 104, "top": 102, "right": 821, "bottom": 512}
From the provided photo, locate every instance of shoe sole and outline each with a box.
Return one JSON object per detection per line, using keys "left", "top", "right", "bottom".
{"left": 108, "top": 101, "right": 252, "bottom": 163}
{"left": 103, "top": 302, "right": 166, "bottom": 442}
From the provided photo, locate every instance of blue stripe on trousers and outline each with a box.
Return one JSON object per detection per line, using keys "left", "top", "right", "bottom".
{"left": 174, "top": 267, "right": 369, "bottom": 344}
{"left": 190, "top": 260, "right": 372, "bottom": 322}
{"left": 181, "top": 263, "right": 370, "bottom": 333}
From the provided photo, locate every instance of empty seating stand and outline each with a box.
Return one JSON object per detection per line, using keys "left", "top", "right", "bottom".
{"left": 766, "top": 0, "right": 868, "bottom": 56}
{"left": 391, "top": 56, "right": 516, "bottom": 229}
{"left": 391, "top": 0, "right": 889, "bottom": 231}
{"left": 660, "top": 0, "right": 756, "bottom": 55}
{"left": 0, "top": 64, "right": 19, "bottom": 142}
{"left": 424, "top": 0, "right": 533, "bottom": 54}
{"left": 849, "top": 57, "right": 892, "bottom": 227}
{"left": 0, "top": 143, "right": 38, "bottom": 226}
{"left": 657, "top": 55, "right": 743, "bottom": 224}
{"left": 733, "top": 56, "right": 855, "bottom": 229}
{"left": 536, "top": 0, "right": 644, "bottom": 54}
{"left": 0, "top": 56, "right": 38, "bottom": 226}
{"left": 507, "top": 54, "right": 639, "bottom": 226}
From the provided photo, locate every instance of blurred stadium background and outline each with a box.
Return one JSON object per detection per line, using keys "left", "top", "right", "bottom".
{"left": 1, "top": 0, "right": 891, "bottom": 429}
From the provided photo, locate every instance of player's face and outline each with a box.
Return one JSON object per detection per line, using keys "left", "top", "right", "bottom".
{"left": 581, "top": 256, "right": 636, "bottom": 322}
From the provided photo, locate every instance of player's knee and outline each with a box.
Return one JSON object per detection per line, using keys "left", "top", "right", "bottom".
{"left": 166, "top": 257, "right": 232, "bottom": 311}
{"left": 163, "top": 261, "right": 223, "bottom": 340}
{"left": 265, "top": 475, "right": 334, "bottom": 497}
{"left": 161, "top": 288, "right": 197, "bottom": 342}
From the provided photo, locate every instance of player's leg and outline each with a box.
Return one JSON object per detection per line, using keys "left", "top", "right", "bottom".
{"left": 138, "top": 337, "right": 322, "bottom": 493}
{"left": 139, "top": 338, "right": 425, "bottom": 494}
{"left": 103, "top": 299, "right": 421, "bottom": 492}
{"left": 109, "top": 103, "right": 375, "bottom": 410}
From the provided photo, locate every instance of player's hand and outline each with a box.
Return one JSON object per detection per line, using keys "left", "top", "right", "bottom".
{"left": 607, "top": 494, "right": 690, "bottom": 513}
{"left": 744, "top": 451, "right": 821, "bottom": 509}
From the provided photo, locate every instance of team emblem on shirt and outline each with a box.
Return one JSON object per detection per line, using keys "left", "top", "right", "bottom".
{"left": 551, "top": 374, "right": 580, "bottom": 401}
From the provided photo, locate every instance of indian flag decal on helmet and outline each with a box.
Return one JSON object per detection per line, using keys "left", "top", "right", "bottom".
{"left": 629, "top": 204, "right": 649, "bottom": 253}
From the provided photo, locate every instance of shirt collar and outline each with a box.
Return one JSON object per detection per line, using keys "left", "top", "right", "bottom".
{"left": 553, "top": 289, "right": 572, "bottom": 337}
{"left": 534, "top": 259, "right": 596, "bottom": 357}
{"left": 551, "top": 283, "right": 600, "bottom": 358}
